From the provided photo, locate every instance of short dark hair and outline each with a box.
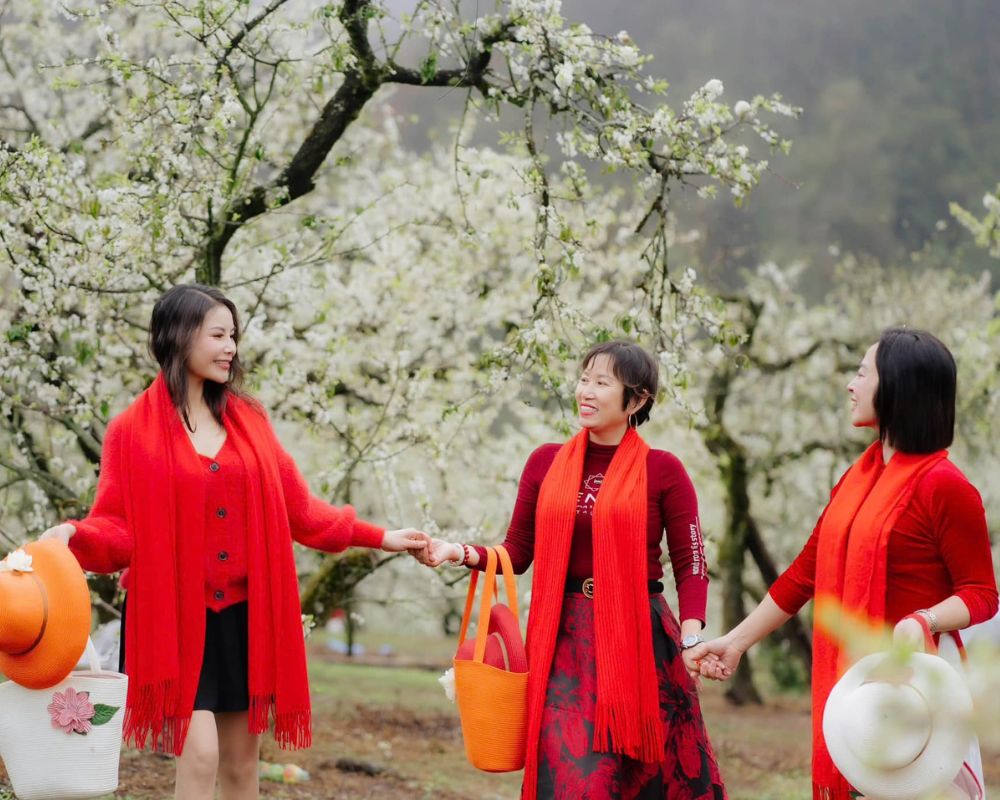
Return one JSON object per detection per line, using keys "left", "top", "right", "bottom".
{"left": 149, "top": 284, "right": 246, "bottom": 430}
{"left": 581, "top": 340, "right": 659, "bottom": 426}
{"left": 874, "top": 327, "right": 955, "bottom": 454}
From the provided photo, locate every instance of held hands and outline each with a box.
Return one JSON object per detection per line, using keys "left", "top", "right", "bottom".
{"left": 38, "top": 522, "right": 76, "bottom": 546}
{"left": 686, "top": 636, "right": 741, "bottom": 682}
{"left": 410, "top": 533, "right": 465, "bottom": 568}
{"left": 382, "top": 528, "right": 431, "bottom": 553}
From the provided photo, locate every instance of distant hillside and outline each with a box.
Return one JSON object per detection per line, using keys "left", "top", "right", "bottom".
{"left": 555, "top": 0, "right": 1000, "bottom": 285}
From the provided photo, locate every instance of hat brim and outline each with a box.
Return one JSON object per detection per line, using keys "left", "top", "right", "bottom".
{"left": 823, "top": 651, "right": 973, "bottom": 800}
{"left": 455, "top": 603, "right": 527, "bottom": 673}
{"left": 0, "top": 540, "right": 91, "bottom": 689}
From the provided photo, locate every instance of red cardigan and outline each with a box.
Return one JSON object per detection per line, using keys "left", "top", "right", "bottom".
{"left": 770, "top": 458, "right": 998, "bottom": 625}
{"left": 68, "top": 415, "right": 385, "bottom": 594}
{"left": 475, "top": 441, "right": 710, "bottom": 624}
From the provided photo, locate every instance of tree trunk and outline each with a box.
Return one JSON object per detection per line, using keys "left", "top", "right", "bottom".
{"left": 745, "top": 518, "right": 813, "bottom": 671}
{"left": 717, "top": 448, "right": 764, "bottom": 706}
{"left": 299, "top": 549, "right": 379, "bottom": 622}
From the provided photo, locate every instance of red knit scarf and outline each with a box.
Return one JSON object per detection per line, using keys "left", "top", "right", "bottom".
{"left": 117, "top": 374, "right": 311, "bottom": 754}
{"left": 811, "top": 441, "right": 946, "bottom": 799}
{"left": 522, "top": 428, "right": 662, "bottom": 800}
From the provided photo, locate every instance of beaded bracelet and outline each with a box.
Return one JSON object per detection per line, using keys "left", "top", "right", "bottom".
{"left": 451, "top": 543, "right": 470, "bottom": 566}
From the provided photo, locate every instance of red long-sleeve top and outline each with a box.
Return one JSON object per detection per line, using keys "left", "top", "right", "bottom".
{"left": 769, "top": 458, "right": 998, "bottom": 625}
{"left": 474, "top": 441, "right": 710, "bottom": 624}
{"left": 67, "top": 416, "right": 385, "bottom": 610}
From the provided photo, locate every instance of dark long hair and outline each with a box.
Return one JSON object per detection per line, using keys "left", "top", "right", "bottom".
{"left": 874, "top": 327, "right": 956, "bottom": 453}
{"left": 149, "top": 284, "right": 245, "bottom": 430}
{"left": 581, "top": 340, "right": 659, "bottom": 426}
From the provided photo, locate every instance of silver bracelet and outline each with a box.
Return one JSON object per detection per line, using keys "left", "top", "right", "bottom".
{"left": 914, "top": 608, "right": 940, "bottom": 633}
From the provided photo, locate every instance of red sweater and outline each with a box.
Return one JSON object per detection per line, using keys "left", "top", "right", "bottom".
{"left": 770, "top": 458, "right": 998, "bottom": 625}
{"left": 68, "top": 415, "right": 385, "bottom": 606}
{"left": 475, "top": 441, "right": 709, "bottom": 624}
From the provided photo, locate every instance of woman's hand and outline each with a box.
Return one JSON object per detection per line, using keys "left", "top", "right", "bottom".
{"left": 38, "top": 522, "right": 76, "bottom": 546}
{"left": 681, "top": 648, "right": 713, "bottom": 686}
{"left": 412, "top": 536, "right": 464, "bottom": 568}
{"left": 687, "top": 635, "right": 741, "bottom": 681}
{"left": 381, "top": 528, "right": 429, "bottom": 553}
{"left": 892, "top": 616, "right": 927, "bottom": 650}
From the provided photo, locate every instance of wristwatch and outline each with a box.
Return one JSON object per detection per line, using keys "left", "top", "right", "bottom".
{"left": 680, "top": 634, "right": 704, "bottom": 651}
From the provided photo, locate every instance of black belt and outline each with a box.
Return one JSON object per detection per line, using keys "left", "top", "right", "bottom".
{"left": 565, "top": 577, "right": 664, "bottom": 599}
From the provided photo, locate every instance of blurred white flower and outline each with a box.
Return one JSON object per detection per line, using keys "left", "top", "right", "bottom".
{"left": 0, "top": 549, "right": 34, "bottom": 573}
{"left": 439, "top": 667, "right": 456, "bottom": 702}
{"left": 703, "top": 78, "right": 724, "bottom": 99}
{"left": 555, "top": 61, "right": 574, "bottom": 91}
{"left": 733, "top": 100, "right": 752, "bottom": 118}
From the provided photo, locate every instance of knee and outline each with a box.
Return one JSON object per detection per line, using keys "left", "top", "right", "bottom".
{"left": 179, "top": 736, "right": 219, "bottom": 784}
{"left": 218, "top": 750, "right": 258, "bottom": 788}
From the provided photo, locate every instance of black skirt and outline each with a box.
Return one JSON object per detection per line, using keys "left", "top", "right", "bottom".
{"left": 120, "top": 596, "right": 250, "bottom": 713}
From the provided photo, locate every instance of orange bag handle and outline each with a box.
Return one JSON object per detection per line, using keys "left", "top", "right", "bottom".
{"left": 455, "top": 545, "right": 521, "bottom": 664}
{"left": 457, "top": 566, "right": 480, "bottom": 647}
{"left": 472, "top": 548, "right": 499, "bottom": 663}
{"left": 495, "top": 545, "right": 518, "bottom": 619}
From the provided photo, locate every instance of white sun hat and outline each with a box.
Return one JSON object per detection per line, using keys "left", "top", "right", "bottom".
{"left": 823, "top": 651, "right": 976, "bottom": 800}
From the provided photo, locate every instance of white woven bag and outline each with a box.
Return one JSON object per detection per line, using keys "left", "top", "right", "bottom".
{"left": 0, "top": 638, "right": 128, "bottom": 800}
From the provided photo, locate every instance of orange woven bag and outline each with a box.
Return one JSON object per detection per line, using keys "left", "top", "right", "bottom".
{"left": 453, "top": 545, "right": 529, "bottom": 772}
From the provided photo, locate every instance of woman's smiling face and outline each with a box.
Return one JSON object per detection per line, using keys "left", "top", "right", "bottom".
{"left": 575, "top": 354, "right": 630, "bottom": 433}
{"left": 847, "top": 342, "right": 879, "bottom": 429}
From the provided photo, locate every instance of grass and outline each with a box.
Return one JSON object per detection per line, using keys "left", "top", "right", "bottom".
{"left": 3, "top": 629, "right": 995, "bottom": 799}
{"left": 309, "top": 660, "right": 454, "bottom": 715}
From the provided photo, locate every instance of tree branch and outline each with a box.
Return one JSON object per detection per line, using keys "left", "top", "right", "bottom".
{"left": 219, "top": 0, "right": 294, "bottom": 66}
{"left": 203, "top": 69, "right": 378, "bottom": 283}
{"left": 201, "top": 2, "right": 512, "bottom": 280}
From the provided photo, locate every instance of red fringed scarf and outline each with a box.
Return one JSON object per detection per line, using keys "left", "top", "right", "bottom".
{"left": 117, "top": 374, "right": 312, "bottom": 754}
{"left": 522, "top": 428, "right": 662, "bottom": 800}
{"left": 811, "top": 441, "right": 946, "bottom": 799}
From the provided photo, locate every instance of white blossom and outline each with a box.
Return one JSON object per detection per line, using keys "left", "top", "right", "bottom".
{"left": 438, "top": 667, "right": 456, "bottom": 702}
{"left": 554, "top": 61, "right": 574, "bottom": 91}
{"left": 703, "top": 78, "right": 724, "bottom": 99}
{"left": 0, "top": 550, "right": 34, "bottom": 573}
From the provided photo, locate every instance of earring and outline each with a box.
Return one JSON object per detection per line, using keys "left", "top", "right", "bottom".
{"left": 628, "top": 413, "right": 638, "bottom": 429}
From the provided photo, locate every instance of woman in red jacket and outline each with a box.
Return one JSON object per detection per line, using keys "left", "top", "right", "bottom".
{"left": 690, "top": 327, "right": 998, "bottom": 799}
{"left": 40, "top": 284, "right": 427, "bottom": 800}
{"left": 417, "top": 340, "right": 727, "bottom": 800}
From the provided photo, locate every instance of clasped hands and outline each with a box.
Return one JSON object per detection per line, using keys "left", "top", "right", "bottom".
{"left": 407, "top": 533, "right": 465, "bottom": 568}
{"left": 687, "top": 614, "right": 934, "bottom": 685}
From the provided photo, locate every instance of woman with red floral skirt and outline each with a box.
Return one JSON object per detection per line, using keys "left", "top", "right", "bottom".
{"left": 418, "top": 340, "right": 727, "bottom": 800}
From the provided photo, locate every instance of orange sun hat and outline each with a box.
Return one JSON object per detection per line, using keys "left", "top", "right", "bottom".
{"left": 0, "top": 540, "right": 92, "bottom": 689}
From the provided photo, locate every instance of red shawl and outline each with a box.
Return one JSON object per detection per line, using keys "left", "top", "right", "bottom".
{"left": 811, "top": 441, "right": 946, "bottom": 799}
{"left": 117, "top": 374, "right": 311, "bottom": 754}
{"left": 522, "top": 428, "right": 662, "bottom": 800}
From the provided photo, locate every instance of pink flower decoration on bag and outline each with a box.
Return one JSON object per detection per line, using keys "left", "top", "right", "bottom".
{"left": 48, "top": 687, "right": 96, "bottom": 735}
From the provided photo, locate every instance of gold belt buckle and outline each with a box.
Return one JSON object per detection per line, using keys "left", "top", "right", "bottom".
{"left": 582, "top": 577, "right": 595, "bottom": 599}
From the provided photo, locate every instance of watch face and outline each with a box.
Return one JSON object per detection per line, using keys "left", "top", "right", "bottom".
{"left": 681, "top": 635, "right": 702, "bottom": 649}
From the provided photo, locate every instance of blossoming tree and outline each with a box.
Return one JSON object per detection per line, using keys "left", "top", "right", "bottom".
{"left": 952, "top": 186, "right": 1000, "bottom": 259}
{"left": 694, "top": 259, "right": 999, "bottom": 703}
{"left": 0, "top": 0, "right": 796, "bottom": 613}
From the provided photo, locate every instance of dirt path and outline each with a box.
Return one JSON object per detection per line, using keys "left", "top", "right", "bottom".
{"left": 2, "top": 663, "right": 996, "bottom": 799}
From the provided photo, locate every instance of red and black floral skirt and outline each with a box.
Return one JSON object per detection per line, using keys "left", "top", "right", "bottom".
{"left": 533, "top": 594, "right": 727, "bottom": 800}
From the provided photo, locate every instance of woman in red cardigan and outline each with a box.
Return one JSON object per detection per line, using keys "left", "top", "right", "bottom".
{"left": 39, "top": 284, "right": 427, "bottom": 800}
{"left": 416, "top": 340, "right": 727, "bottom": 800}
{"left": 690, "top": 328, "right": 998, "bottom": 799}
